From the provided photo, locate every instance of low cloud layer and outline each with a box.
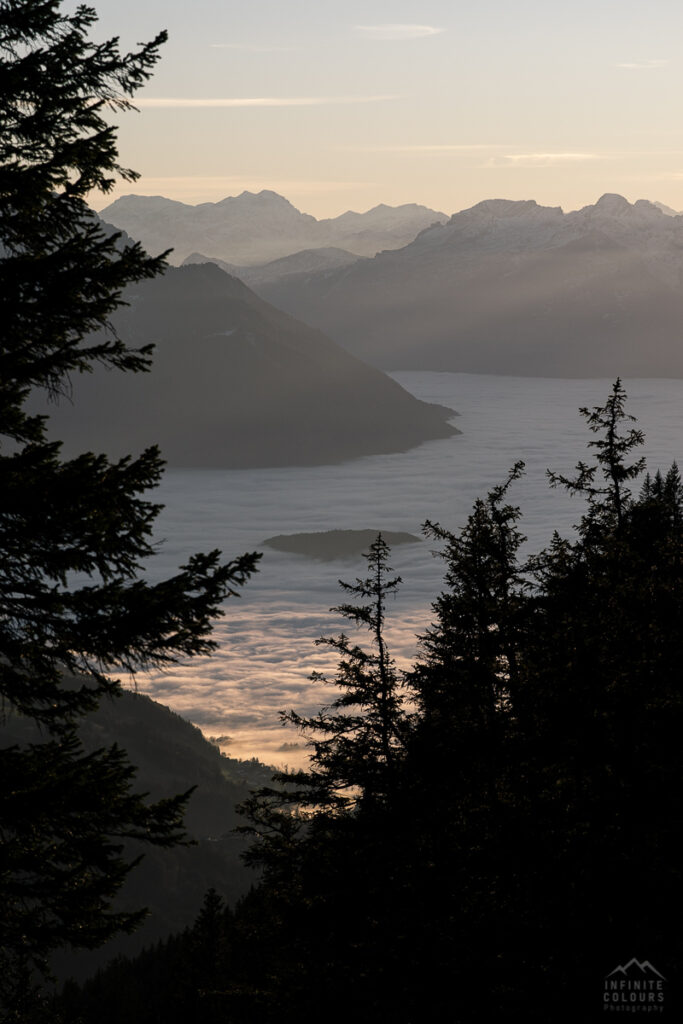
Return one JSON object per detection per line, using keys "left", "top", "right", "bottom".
{"left": 134, "top": 373, "right": 683, "bottom": 767}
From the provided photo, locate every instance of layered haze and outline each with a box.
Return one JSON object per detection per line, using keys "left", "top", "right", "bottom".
{"left": 102, "top": 189, "right": 683, "bottom": 381}
{"left": 256, "top": 193, "right": 683, "bottom": 377}
{"left": 122, "top": 374, "right": 683, "bottom": 768}
{"left": 70, "top": 187, "right": 683, "bottom": 766}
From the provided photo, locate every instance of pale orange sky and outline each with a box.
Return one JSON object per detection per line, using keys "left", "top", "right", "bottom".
{"left": 86, "top": 0, "right": 683, "bottom": 217}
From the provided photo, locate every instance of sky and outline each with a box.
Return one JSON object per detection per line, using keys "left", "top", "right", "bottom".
{"left": 83, "top": 0, "right": 683, "bottom": 217}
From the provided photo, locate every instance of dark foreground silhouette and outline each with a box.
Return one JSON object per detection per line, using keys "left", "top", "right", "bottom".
{"left": 60, "top": 383, "right": 683, "bottom": 1023}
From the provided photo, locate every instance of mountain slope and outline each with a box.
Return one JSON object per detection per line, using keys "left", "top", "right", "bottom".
{"left": 255, "top": 194, "right": 683, "bottom": 377}
{"left": 2, "top": 688, "right": 271, "bottom": 975}
{"left": 99, "top": 189, "right": 448, "bottom": 265}
{"left": 35, "top": 262, "right": 458, "bottom": 468}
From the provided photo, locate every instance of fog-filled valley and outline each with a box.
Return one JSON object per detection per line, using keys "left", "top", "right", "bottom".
{"left": 124, "top": 371, "right": 683, "bottom": 766}
{"left": 33, "top": 187, "right": 683, "bottom": 765}
{"left": 8, "top": 4, "right": 683, "bottom": 1018}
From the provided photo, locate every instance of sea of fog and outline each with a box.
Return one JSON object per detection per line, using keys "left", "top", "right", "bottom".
{"left": 134, "top": 373, "right": 683, "bottom": 767}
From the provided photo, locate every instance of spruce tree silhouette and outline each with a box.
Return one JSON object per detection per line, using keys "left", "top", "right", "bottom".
{"left": 0, "top": 2, "right": 258, "bottom": 1014}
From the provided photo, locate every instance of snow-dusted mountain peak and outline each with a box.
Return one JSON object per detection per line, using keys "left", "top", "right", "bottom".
{"left": 101, "top": 191, "right": 447, "bottom": 264}
{"left": 254, "top": 190, "right": 683, "bottom": 378}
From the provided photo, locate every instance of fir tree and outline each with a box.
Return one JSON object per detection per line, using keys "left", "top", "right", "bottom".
{"left": 396, "top": 464, "right": 531, "bottom": 1019}
{"left": 285, "top": 532, "right": 406, "bottom": 809}
{"left": 547, "top": 377, "right": 645, "bottom": 532}
{"left": 519, "top": 382, "right": 683, "bottom": 1013}
{"left": 233, "top": 536, "right": 410, "bottom": 1022}
{"left": 0, "top": 2, "right": 259, "bottom": 1011}
{"left": 414, "top": 460, "right": 527, "bottom": 728}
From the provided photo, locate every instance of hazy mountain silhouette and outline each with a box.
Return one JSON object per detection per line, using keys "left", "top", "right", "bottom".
{"left": 652, "top": 201, "right": 681, "bottom": 217}
{"left": 35, "top": 263, "right": 458, "bottom": 468}
{"left": 256, "top": 194, "right": 683, "bottom": 377}
{"left": 182, "top": 246, "right": 364, "bottom": 288}
{"left": 99, "top": 190, "right": 447, "bottom": 265}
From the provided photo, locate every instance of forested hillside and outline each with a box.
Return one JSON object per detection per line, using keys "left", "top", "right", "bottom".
{"left": 2, "top": 690, "right": 272, "bottom": 979}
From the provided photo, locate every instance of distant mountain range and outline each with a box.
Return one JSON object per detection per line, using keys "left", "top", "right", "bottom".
{"left": 35, "top": 261, "right": 458, "bottom": 468}
{"left": 182, "top": 245, "right": 365, "bottom": 288}
{"left": 100, "top": 190, "right": 448, "bottom": 265}
{"left": 253, "top": 194, "right": 683, "bottom": 377}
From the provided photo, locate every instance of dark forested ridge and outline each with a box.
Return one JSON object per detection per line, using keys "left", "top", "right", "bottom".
{"left": 31, "top": 262, "right": 458, "bottom": 468}
{"left": 61, "top": 383, "right": 683, "bottom": 1023}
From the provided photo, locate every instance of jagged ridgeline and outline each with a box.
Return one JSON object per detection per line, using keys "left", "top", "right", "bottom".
{"left": 254, "top": 194, "right": 683, "bottom": 377}
{"left": 99, "top": 189, "right": 448, "bottom": 265}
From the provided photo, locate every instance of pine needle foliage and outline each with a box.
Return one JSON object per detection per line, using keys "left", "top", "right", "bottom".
{"left": 0, "top": 3, "right": 259, "bottom": 1011}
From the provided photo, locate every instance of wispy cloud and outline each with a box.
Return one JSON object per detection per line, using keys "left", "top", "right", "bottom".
{"left": 209, "top": 43, "right": 295, "bottom": 52}
{"left": 354, "top": 24, "right": 444, "bottom": 40}
{"left": 337, "top": 143, "right": 508, "bottom": 153}
{"left": 616, "top": 59, "right": 668, "bottom": 70}
{"left": 503, "top": 152, "right": 601, "bottom": 167}
{"left": 136, "top": 95, "right": 400, "bottom": 109}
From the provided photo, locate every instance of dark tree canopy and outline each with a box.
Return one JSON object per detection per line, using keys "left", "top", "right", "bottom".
{"left": 0, "top": 1, "right": 167, "bottom": 441}
{"left": 207, "top": 383, "right": 681, "bottom": 1023}
{"left": 0, "top": 2, "right": 258, "bottom": 1012}
{"left": 286, "top": 533, "right": 406, "bottom": 808}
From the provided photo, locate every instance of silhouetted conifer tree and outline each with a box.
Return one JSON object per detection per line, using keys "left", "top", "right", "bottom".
{"left": 396, "top": 462, "right": 531, "bottom": 1018}
{"left": 232, "top": 536, "right": 410, "bottom": 1021}
{"left": 517, "top": 381, "right": 683, "bottom": 1015}
{"left": 0, "top": 3, "right": 258, "bottom": 1014}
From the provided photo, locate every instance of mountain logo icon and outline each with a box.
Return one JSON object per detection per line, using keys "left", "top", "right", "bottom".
{"left": 605, "top": 958, "right": 666, "bottom": 981}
